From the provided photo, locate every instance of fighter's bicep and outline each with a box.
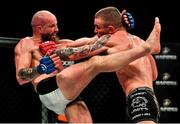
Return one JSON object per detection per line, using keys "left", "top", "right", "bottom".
{"left": 73, "top": 37, "right": 97, "bottom": 46}
{"left": 15, "top": 47, "right": 32, "bottom": 71}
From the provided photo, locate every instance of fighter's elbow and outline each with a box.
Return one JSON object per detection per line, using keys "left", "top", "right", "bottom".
{"left": 16, "top": 77, "right": 30, "bottom": 85}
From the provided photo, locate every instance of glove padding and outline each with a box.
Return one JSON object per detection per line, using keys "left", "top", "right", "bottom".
{"left": 123, "top": 12, "right": 135, "bottom": 30}
{"left": 37, "top": 56, "right": 56, "bottom": 74}
{"left": 39, "top": 41, "right": 57, "bottom": 55}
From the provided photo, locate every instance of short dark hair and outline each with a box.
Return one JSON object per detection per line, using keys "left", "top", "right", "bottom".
{"left": 95, "top": 6, "right": 122, "bottom": 28}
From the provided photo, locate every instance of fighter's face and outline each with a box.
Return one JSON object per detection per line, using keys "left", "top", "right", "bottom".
{"left": 41, "top": 33, "right": 57, "bottom": 41}
{"left": 94, "top": 18, "right": 110, "bottom": 38}
{"left": 40, "top": 22, "right": 59, "bottom": 42}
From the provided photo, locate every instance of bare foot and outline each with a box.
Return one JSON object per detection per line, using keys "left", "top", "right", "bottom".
{"left": 146, "top": 17, "right": 161, "bottom": 54}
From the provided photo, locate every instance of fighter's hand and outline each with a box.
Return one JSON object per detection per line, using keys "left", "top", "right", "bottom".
{"left": 39, "top": 41, "right": 57, "bottom": 56}
{"left": 37, "top": 54, "right": 63, "bottom": 74}
{"left": 121, "top": 10, "right": 135, "bottom": 30}
{"left": 50, "top": 54, "right": 64, "bottom": 71}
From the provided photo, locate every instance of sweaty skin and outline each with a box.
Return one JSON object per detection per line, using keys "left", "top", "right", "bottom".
{"left": 53, "top": 17, "right": 161, "bottom": 101}
{"left": 14, "top": 10, "right": 94, "bottom": 123}
{"left": 15, "top": 9, "right": 160, "bottom": 123}
{"left": 112, "top": 17, "right": 160, "bottom": 96}
{"left": 93, "top": 15, "right": 161, "bottom": 97}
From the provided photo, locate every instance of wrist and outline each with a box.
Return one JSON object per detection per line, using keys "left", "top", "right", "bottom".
{"left": 36, "top": 64, "right": 47, "bottom": 74}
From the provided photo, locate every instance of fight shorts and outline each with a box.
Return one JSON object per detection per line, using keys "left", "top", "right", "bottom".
{"left": 37, "top": 76, "right": 72, "bottom": 114}
{"left": 126, "top": 87, "right": 160, "bottom": 123}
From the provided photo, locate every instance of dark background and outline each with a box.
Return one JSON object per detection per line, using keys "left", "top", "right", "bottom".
{"left": 0, "top": 0, "right": 179, "bottom": 41}
{"left": 0, "top": 0, "right": 179, "bottom": 123}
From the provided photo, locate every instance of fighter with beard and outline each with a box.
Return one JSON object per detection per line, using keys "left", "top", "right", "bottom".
{"left": 14, "top": 10, "right": 134, "bottom": 123}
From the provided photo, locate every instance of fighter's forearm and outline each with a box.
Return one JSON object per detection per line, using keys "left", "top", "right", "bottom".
{"left": 18, "top": 67, "right": 40, "bottom": 81}
{"left": 54, "top": 45, "right": 94, "bottom": 60}
{"left": 54, "top": 34, "right": 110, "bottom": 60}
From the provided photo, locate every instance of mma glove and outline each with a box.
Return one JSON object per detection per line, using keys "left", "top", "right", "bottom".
{"left": 123, "top": 12, "right": 135, "bottom": 30}
{"left": 36, "top": 55, "right": 56, "bottom": 74}
{"left": 39, "top": 41, "right": 57, "bottom": 56}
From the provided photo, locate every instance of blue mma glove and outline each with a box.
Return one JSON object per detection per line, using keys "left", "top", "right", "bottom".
{"left": 37, "top": 56, "right": 56, "bottom": 74}
{"left": 124, "top": 12, "right": 135, "bottom": 30}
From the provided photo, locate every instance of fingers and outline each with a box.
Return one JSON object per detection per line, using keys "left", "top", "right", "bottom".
{"left": 120, "top": 9, "right": 127, "bottom": 16}
{"left": 49, "top": 53, "right": 57, "bottom": 58}
{"left": 123, "top": 16, "right": 130, "bottom": 27}
{"left": 50, "top": 54, "right": 64, "bottom": 71}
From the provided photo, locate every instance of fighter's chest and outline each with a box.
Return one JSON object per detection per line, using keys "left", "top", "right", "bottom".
{"left": 31, "top": 46, "right": 43, "bottom": 62}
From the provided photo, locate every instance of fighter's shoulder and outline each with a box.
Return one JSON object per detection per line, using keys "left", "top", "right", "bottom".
{"left": 17, "top": 36, "right": 33, "bottom": 45}
{"left": 128, "top": 34, "right": 145, "bottom": 42}
{"left": 15, "top": 37, "right": 33, "bottom": 51}
{"left": 128, "top": 33, "right": 138, "bottom": 38}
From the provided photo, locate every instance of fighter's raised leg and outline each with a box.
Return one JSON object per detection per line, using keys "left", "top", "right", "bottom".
{"left": 55, "top": 17, "right": 161, "bottom": 102}
{"left": 145, "top": 17, "right": 161, "bottom": 54}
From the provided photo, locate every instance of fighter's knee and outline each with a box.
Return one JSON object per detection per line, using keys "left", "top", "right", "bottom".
{"left": 56, "top": 72, "right": 66, "bottom": 84}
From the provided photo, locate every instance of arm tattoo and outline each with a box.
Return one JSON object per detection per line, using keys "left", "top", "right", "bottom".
{"left": 54, "top": 34, "right": 110, "bottom": 60}
{"left": 18, "top": 67, "right": 39, "bottom": 80}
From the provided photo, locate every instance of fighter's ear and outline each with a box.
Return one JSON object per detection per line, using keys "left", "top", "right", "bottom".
{"left": 34, "top": 25, "right": 43, "bottom": 33}
{"left": 107, "top": 25, "right": 116, "bottom": 34}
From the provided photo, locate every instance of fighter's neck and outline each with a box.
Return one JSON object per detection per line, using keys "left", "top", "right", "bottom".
{"left": 31, "top": 36, "right": 42, "bottom": 43}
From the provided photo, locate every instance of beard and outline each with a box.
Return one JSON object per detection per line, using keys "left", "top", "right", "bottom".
{"left": 41, "top": 33, "right": 60, "bottom": 42}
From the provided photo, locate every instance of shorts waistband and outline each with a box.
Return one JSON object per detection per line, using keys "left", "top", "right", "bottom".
{"left": 36, "top": 76, "right": 58, "bottom": 95}
{"left": 127, "top": 87, "right": 154, "bottom": 98}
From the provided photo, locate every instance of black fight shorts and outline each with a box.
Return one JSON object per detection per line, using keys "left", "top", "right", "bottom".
{"left": 126, "top": 87, "right": 160, "bottom": 123}
{"left": 36, "top": 76, "right": 58, "bottom": 95}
